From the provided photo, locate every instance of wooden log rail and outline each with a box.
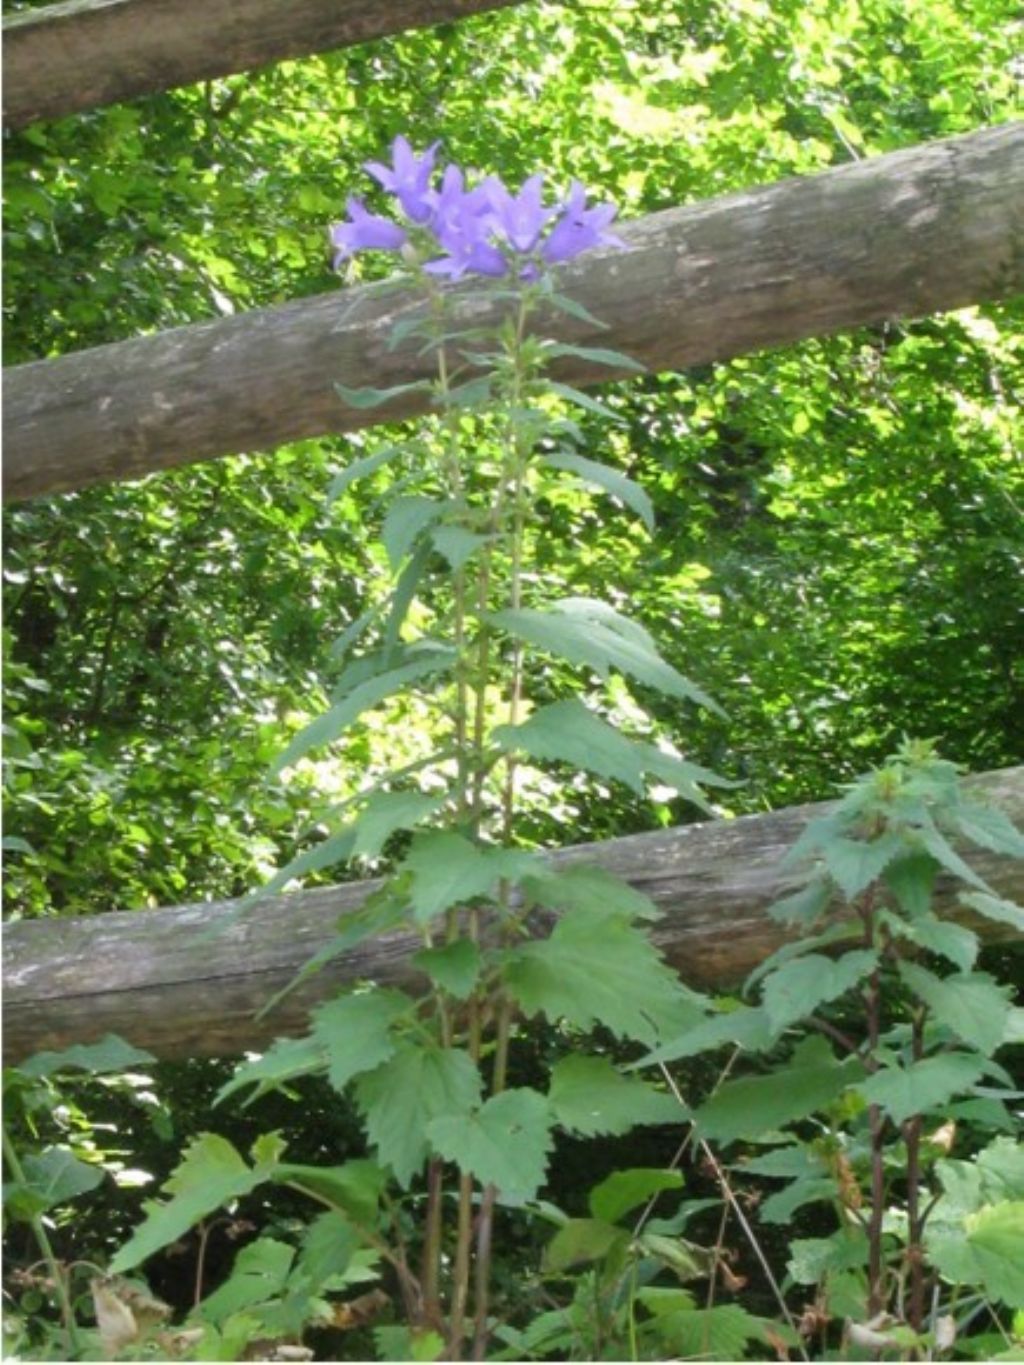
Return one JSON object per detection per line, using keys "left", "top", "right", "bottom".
{"left": 2, "top": 0, "right": 529, "bottom": 129}
{"left": 5, "top": 123, "right": 1023, "bottom": 503}
{"left": 3, "top": 767, "right": 1021, "bottom": 1064}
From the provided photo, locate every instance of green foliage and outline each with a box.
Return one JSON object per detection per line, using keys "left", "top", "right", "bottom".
{"left": 427, "top": 1088, "right": 554, "bottom": 1205}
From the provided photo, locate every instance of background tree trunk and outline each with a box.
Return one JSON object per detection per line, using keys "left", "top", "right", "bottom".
{"left": 5, "top": 123, "right": 1022, "bottom": 502}
{"left": 4, "top": 766, "right": 1021, "bottom": 1064}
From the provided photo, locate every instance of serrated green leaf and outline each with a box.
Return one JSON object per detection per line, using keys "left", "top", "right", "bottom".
{"left": 548, "top": 1055, "right": 683, "bottom": 1137}
{"left": 492, "top": 605, "right": 720, "bottom": 711}
{"left": 312, "top": 990, "right": 411, "bottom": 1092}
{"left": 430, "top": 525, "right": 488, "bottom": 571}
{"left": 898, "top": 963, "right": 1011, "bottom": 1055}
{"left": 917, "top": 826, "right": 992, "bottom": 893}
{"left": 961, "top": 892, "right": 1024, "bottom": 932}
{"left": 493, "top": 699, "right": 646, "bottom": 793}
{"left": 502, "top": 909, "right": 693, "bottom": 1044}
{"left": 199, "top": 1237, "right": 295, "bottom": 1325}
{"left": 894, "top": 912, "right": 979, "bottom": 971}
{"left": 644, "top": 1303, "right": 766, "bottom": 1358}
{"left": 632, "top": 1006, "right": 774, "bottom": 1068}
{"left": 327, "top": 444, "right": 405, "bottom": 503}
{"left": 351, "top": 790, "right": 444, "bottom": 860}
{"left": 953, "top": 804, "right": 1024, "bottom": 859}
{"left": 111, "top": 1134, "right": 265, "bottom": 1272}
{"left": 693, "top": 1037, "right": 862, "bottom": 1143}
{"left": 545, "top": 451, "right": 654, "bottom": 531}
{"left": 588, "top": 1168, "right": 684, "bottom": 1225}
{"left": 334, "top": 379, "right": 429, "bottom": 409}
{"left": 18, "top": 1035, "right": 156, "bottom": 1079}
{"left": 521, "top": 862, "right": 662, "bottom": 922}
{"left": 427, "top": 1088, "right": 553, "bottom": 1205}
{"left": 760, "top": 1176, "right": 838, "bottom": 1224}
{"left": 355, "top": 1045, "right": 481, "bottom": 1187}
{"left": 215, "top": 1033, "right": 327, "bottom": 1108}
{"left": 544, "top": 1218, "right": 627, "bottom": 1271}
{"left": 273, "top": 653, "right": 452, "bottom": 774}
{"left": 858, "top": 1053, "right": 986, "bottom": 1125}
{"left": 276, "top": 1159, "right": 386, "bottom": 1225}
{"left": 401, "top": 831, "right": 533, "bottom": 923}
{"left": 296, "top": 1211, "right": 359, "bottom": 1287}
{"left": 382, "top": 496, "right": 446, "bottom": 570}
{"left": 412, "top": 940, "right": 481, "bottom": 999}
{"left": 824, "top": 832, "right": 905, "bottom": 898}
{"left": 883, "top": 853, "right": 939, "bottom": 917}
{"left": 762, "top": 950, "right": 877, "bottom": 1034}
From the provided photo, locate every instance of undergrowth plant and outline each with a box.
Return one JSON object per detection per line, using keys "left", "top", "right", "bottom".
{"left": 636, "top": 740, "right": 1024, "bottom": 1361}
{"left": 97, "top": 137, "right": 734, "bottom": 1361}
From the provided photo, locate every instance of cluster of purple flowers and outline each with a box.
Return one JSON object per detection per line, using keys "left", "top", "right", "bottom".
{"left": 330, "top": 136, "right": 626, "bottom": 280}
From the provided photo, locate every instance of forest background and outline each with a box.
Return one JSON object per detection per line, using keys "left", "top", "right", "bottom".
{"left": 3, "top": 0, "right": 1023, "bottom": 1355}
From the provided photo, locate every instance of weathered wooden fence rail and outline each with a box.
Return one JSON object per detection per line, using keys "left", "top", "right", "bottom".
{"left": 5, "top": 122, "right": 1022, "bottom": 502}
{"left": 4, "top": 766, "right": 1021, "bottom": 1064}
{"left": 2, "top": 0, "right": 528, "bottom": 129}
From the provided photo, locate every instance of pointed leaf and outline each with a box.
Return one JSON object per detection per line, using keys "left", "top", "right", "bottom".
{"left": 883, "top": 853, "right": 939, "bottom": 918}
{"left": 548, "top": 1055, "right": 683, "bottom": 1137}
{"left": 312, "top": 990, "right": 411, "bottom": 1092}
{"left": 858, "top": 1053, "right": 986, "bottom": 1126}
{"left": 412, "top": 940, "right": 481, "bottom": 999}
{"left": 351, "top": 790, "right": 444, "bottom": 860}
{"left": 917, "top": 825, "right": 992, "bottom": 892}
{"left": 961, "top": 892, "right": 1024, "bottom": 933}
{"left": 272, "top": 653, "right": 452, "bottom": 774}
{"left": 521, "top": 862, "right": 661, "bottom": 923}
{"left": 431, "top": 525, "right": 488, "bottom": 571}
{"left": 645, "top": 1304, "right": 767, "bottom": 1358}
{"left": 767, "top": 880, "right": 833, "bottom": 927}
{"left": 544, "top": 1218, "right": 627, "bottom": 1271}
{"left": 502, "top": 909, "right": 695, "bottom": 1044}
{"left": 355, "top": 1045, "right": 481, "bottom": 1187}
{"left": 111, "top": 1134, "right": 265, "bottom": 1272}
{"left": 492, "top": 606, "right": 720, "bottom": 711}
{"left": 953, "top": 804, "right": 1024, "bottom": 859}
{"left": 334, "top": 379, "right": 430, "bottom": 410}
{"left": 382, "top": 496, "right": 446, "bottom": 571}
{"left": 18, "top": 1035, "right": 156, "bottom": 1079}
{"left": 632, "top": 1006, "right": 774, "bottom": 1068}
{"left": 893, "top": 912, "right": 978, "bottom": 972}
{"left": 402, "top": 831, "right": 533, "bottom": 923}
{"left": 427, "top": 1088, "right": 553, "bottom": 1205}
{"left": 18, "top": 1148, "right": 104, "bottom": 1212}
{"left": 693, "top": 1037, "right": 863, "bottom": 1143}
{"left": 199, "top": 1237, "right": 295, "bottom": 1325}
{"left": 327, "top": 444, "right": 405, "bottom": 502}
{"left": 898, "top": 963, "right": 1011, "bottom": 1055}
{"left": 548, "top": 380, "right": 624, "bottom": 423}
{"left": 543, "top": 341, "right": 644, "bottom": 372}
{"left": 215, "top": 1034, "right": 327, "bottom": 1108}
{"left": 276, "top": 1159, "right": 386, "bottom": 1225}
{"left": 545, "top": 452, "right": 654, "bottom": 531}
{"left": 493, "top": 699, "right": 646, "bottom": 793}
{"left": 824, "top": 832, "right": 906, "bottom": 899}
{"left": 762, "top": 950, "right": 877, "bottom": 1034}
{"left": 589, "top": 1169, "right": 684, "bottom": 1225}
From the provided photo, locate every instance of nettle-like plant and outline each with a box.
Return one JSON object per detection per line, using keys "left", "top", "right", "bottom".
{"left": 105, "top": 137, "right": 734, "bottom": 1360}
{"left": 638, "top": 740, "right": 1024, "bottom": 1361}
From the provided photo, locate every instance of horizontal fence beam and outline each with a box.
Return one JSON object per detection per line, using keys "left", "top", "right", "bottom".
{"left": 4, "top": 123, "right": 1023, "bottom": 503}
{"left": 4, "top": 766, "right": 1021, "bottom": 1064}
{"left": 4, "top": 125, "right": 1021, "bottom": 502}
{"left": 2, "top": 0, "right": 528, "bottom": 129}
